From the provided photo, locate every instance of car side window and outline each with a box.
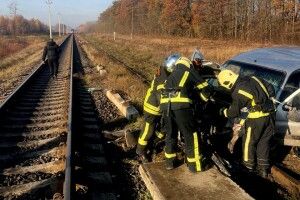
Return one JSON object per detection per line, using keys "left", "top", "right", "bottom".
{"left": 279, "top": 71, "right": 300, "bottom": 102}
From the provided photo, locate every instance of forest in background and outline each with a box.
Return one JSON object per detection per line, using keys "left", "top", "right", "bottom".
{"left": 0, "top": 15, "right": 48, "bottom": 35}
{"left": 80, "top": 0, "right": 300, "bottom": 43}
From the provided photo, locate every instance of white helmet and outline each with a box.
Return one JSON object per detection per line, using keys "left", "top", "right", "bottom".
{"left": 191, "top": 49, "right": 205, "bottom": 62}
{"left": 163, "top": 53, "right": 181, "bottom": 73}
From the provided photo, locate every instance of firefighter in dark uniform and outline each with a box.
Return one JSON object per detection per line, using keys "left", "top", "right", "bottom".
{"left": 136, "top": 65, "right": 168, "bottom": 162}
{"left": 42, "top": 38, "right": 60, "bottom": 78}
{"left": 218, "top": 69, "right": 275, "bottom": 178}
{"left": 160, "top": 54, "right": 211, "bottom": 173}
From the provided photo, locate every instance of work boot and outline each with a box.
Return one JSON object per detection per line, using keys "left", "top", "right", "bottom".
{"left": 257, "top": 168, "right": 269, "bottom": 179}
{"left": 165, "top": 159, "right": 175, "bottom": 170}
{"left": 201, "top": 157, "right": 213, "bottom": 171}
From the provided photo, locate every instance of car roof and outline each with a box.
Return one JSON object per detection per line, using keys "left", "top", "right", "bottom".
{"left": 229, "top": 47, "right": 300, "bottom": 74}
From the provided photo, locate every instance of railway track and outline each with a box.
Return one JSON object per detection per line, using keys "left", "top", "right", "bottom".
{"left": 0, "top": 34, "right": 116, "bottom": 200}
{"left": 64, "top": 36, "right": 116, "bottom": 199}
{"left": 0, "top": 35, "right": 72, "bottom": 199}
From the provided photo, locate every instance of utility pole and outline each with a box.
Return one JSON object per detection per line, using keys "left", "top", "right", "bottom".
{"left": 8, "top": 1, "right": 17, "bottom": 36}
{"left": 131, "top": 0, "right": 134, "bottom": 39}
{"left": 58, "top": 12, "right": 61, "bottom": 37}
{"left": 46, "top": 0, "right": 53, "bottom": 39}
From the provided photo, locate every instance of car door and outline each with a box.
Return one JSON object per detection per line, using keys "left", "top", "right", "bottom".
{"left": 276, "top": 88, "right": 300, "bottom": 146}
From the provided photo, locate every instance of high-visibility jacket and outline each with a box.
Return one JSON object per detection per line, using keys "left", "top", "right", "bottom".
{"left": 143, "top": 67, "right": 168, "bottom": 115}
{"left": 160, "top": 57, "right": 210, "bottom": 111}
{"left": 223, "top": 76, "right": 275, "bottom": 119}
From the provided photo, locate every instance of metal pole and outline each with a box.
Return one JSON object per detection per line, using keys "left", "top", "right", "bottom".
{"left": 58, "top": 13, "right": 61, "bottom": 37}
{"left": 131, "top": 0, "right": 134, "bottom": 39}
{"left": 46, "top": 0, "right": 53, "bottom": 39}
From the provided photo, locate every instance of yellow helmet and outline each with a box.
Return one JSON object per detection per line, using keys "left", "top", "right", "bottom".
{"left": 217, "top": 69, "right": 239, "bottom": 90}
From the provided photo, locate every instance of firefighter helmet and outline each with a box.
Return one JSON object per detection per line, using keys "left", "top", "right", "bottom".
{"left": 163, "top": 53, "right": 181, "bottom": 73}
{"left": 191, "top": 49, "right": 205, "bottom": 63}
{"left": 217, "top": 69, "right": 239, "bottom": 90}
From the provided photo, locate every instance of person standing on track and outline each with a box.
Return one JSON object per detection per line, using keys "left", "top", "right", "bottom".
{"left": 136, "top": 64, "right": 169, "bottom": 163}
{"left": 217, "top": 69, "right": 276, "bottom": 178}
{"left": 42, "top": 38, "right": 60, "bottom": 79}
{"left": 160, "top": 54, "right": 211, "bottom": 173}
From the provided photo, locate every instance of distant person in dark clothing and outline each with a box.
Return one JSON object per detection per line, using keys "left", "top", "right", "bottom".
{"left": 42, "top": 38, "right": 60, "bottom": 78}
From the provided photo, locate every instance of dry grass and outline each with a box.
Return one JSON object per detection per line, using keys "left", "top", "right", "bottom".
{"left": 77, "top": 36, "right": 147, "bottom": 106}
{"left": 78, "top": 33, "right": 275, "bottom": 100}
{"left": 0, "top": 35, "right": 48, "bottom": 59}
{"left": 80, "top": 33, "right": 275, "bottom": 83}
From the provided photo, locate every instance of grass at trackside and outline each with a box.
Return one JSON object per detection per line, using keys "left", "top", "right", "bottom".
{"left": 78, "top": 33, "right": 273, "bottom": 106}
{"left": 0, "top": 35, "right": 51, "bottom": 59}
{"left": 80, "top": 33, "right": 272, "bottom": 82}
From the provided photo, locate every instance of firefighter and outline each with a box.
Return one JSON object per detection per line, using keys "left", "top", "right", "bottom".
{"left": 191, "top": 49, "right": 219, "bottom": 79}
{"left": 160, "top": 54, "right": 211, "bottom": 173}
{"left": 217, "top": 69, "right": 276, "bottom": 178}
{"left": 42, "top": 38, "right": 60, "bottom": 78}
{"left": 136, "top": 65, "right": 168, "bottom": 163}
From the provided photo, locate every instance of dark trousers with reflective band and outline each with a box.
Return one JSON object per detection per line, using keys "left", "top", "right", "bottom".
{"left": 48, "top": 59, "right": 58, "bottom": 77}
{"left": 242, "top": 115, "right": 274, "bottom": 170}
{"left": 163, "top": 108, "right": 202, "bottom": 172}
{"left": 136, "top": 113, "right": 163, "bottom": 155}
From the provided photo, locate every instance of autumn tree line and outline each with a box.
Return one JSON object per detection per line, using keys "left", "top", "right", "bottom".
{"left": 90, "top": 0, "right": 300, "bottom": 42}
{"left": 0, "top": 15, "right": 48, "bottom": 35}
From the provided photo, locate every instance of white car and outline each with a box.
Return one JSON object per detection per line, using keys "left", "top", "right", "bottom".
{"left": 222, "top": 47, "right": 300, "bottom": 147}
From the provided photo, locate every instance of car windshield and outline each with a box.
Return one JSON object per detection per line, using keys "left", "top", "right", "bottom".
{"left": 223, "top": 61, "right": 286, "bottom": 95}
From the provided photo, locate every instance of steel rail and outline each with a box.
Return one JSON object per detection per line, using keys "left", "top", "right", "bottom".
{"left": 64, "top": 34, "right": 74, "bottom": 200}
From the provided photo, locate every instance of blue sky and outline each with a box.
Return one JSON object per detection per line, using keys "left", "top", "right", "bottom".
{"left": 0, "top": 0, "right": 114, "bottom": 28}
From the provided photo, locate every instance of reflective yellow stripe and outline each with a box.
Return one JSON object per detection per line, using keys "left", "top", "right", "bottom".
{"left": 197, "top": 81, "right": 208, "bottom": 89}
{"left": 186, "top": 132, "right": 202, "bottom": 171}
{"left": 165, "top": 152, "right": 176, "bottom": 159}
{"left": 200, "top": 93, "right": 208, "bottom": 102}
{"left": 238, "top": 89, "right": 253, "bottom": 100}
{"left": 155, "top": 131, "right": 165, "bottom": 139}
{"left": 143, "top": 80, "right": 155, "bottom": 106}
{"left": 179, "top": 71, "right": 189, "bottom": 87}
{"left": 248, "top": 111, "right": 269, "bottom": 118}
{"left": 239, "top": 119, "right": 246, "bottom": 125}
{"left": 193, "top": 132, "right": 201, "bottom": 171}
{"left": 144, "top": 102, "right": 160, "bottom": 112}
{"left": 175, "top": 57, "right": 192, "bottom": 68}
{"left": 244, "top": 127, "right": 252, "bottom": 162}
{"left": 223, "top": 108, "right": 228, "bottom": 117}
{"left": 157, "top": 84, "right": 165, "bottom": 90}
{"left": 252, "top": 76, "right": 269, "bottom": 98}
{"left": 143, "top": 106, "right": 161, "bottom": 115}
{"left": 160, "top": 96, "right": 192, "bottom": 104}
{"left": 187, "top": 157, "right": 196, "bottom": 162}
{"left": 138, "top": 122, "right": 150, "bottom": 146}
